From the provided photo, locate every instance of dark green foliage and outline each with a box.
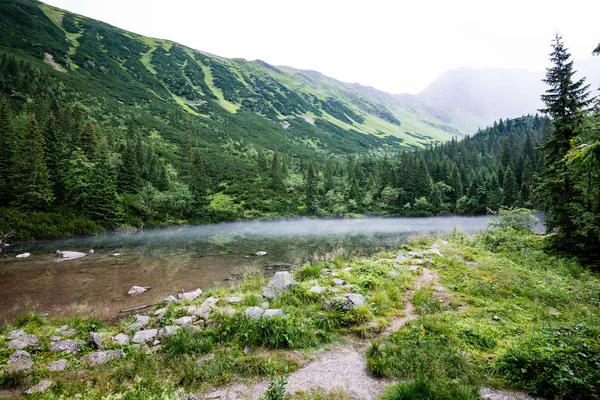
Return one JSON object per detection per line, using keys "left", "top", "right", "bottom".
{"left": 161, "top": 330, "right": 215, "bottom": 360}
{"left": 381, "top": 377, "right": 480, "bottom": 400}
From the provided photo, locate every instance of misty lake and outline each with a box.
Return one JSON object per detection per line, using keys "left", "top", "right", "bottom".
{"left": 0, "top": 216, "right": 496, "bottom": 322}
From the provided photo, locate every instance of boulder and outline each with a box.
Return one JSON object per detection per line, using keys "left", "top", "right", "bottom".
{"left": 262, "top": 309, "right": 285, "bottom": 318}
{"left": 128, "top": 286, "right": 149, "bottom": 296}
{"left": 244, "top": 306, "right": 264, "bottom": 319}
{"left": 174, "top": 316, "right": 193, "bottom": 326}
{"left": 226, "top": 296, "right": 242, "bottom": 304}
{"left": 158, "top": 326, "right": 180, "bottom": 339}
{"left": 25, "top": 380, "right": 53, "bottom": 394}
{"left": 88, "top": 332, "right": 103, "bottom": 349}
{"left": 6, "top": 329, "right": 26, "bottom": 339}
{"left": 135, "top": 315, "right": 150, "bottom": 326}
{"left": 342, "top": 293, "right": 366, "bottom": 310}
{"left": 163, "top": 295, "right": 180, "bottom": 305}
{"left": 6, "top": 350, "right": 34, "bottom": 372}
{"left": 6, "top": 335, "right": 39, "bottom": 350}
{"left": 47, "top": 359, "right": 68, "bottom": 372}
{"left": 191, "top": 306, "right": 211, "bottom": 319}
{"left": 177, "top": 288, "right": 203, "bottom": 301}
{"left": 332, "top": 278, "right": 345, "bottom": 285}
{"left": 82, "top": 349, "right": 124, "bottom": 365}
{"left": 112, "top": 333, "right": 130, "bottom": 346}
{"left": 131, "top": 329, "right": 158, "bottom": 344}
{"left": 309, "top": 285, "right": 325, "bottom": 294}
{"left": 263, "top": 271, "right": 297, "bottom": 299}
{"left": 200, "top": 296, "right": 220, "bottom": 309}
{"left": 50, "top": 339, "right": 84, "bottom": 353}
{"left": 15, "top": 252, "right": 30, "bottom": 259}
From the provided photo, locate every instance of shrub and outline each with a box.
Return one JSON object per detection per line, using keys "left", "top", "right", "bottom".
{"left": 381, "top": 376, "right": 479, "bottom": 400}
{"left": 487, "top": 208, "right": 539, "bottom": 233}
{"left": 260, "top": 375, "right": 288, "bottom": 400}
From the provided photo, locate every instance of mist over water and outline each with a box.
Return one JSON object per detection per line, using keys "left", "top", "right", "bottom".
{"left": 1, "top": 216, "right": 537, "bottom": 322}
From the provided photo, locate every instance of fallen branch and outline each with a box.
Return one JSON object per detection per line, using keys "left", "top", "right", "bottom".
{"left": 118, "top": 304, "right": 154, "bottom": 313}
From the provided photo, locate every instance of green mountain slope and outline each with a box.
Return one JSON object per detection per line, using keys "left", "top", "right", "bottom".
{"left": 0, "top": 0, "right": 478, "bottom": 153}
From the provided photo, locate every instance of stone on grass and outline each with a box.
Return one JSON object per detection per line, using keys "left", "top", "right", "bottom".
{"left": 125, "top": 323, "right": 144, "bottom": 332}
{"left": 186, "top": 394, "right": 199, "bottom": 400}
{"left": 174, "top": 316, "right": 193, "bottom": 326}
{"left": 218, "top": 307, "right": 236, "bottom": 317}
{"left": 112, "top": 333, "right": 130, "bottom": 346}
{"left": 154, "top": 307, "right": 167, "bottom": 318}
{"left": 388, "top": 270, "right": 400, "bottom": 278}
{"left": 407, "top": 251, "right": 423, "bottom": 258}
{"left": 25, "top": 380, "right": 53, "bottom": 394}
{"left": 409, "top": 265, "right": 420, "bottom": 272}
{"left": 50, "top": 339, "right": 83, "bottom": 353}
{"left": 244, "top": 306, "right": 264, "bottom": 319}
{"left": 549, "top": 308, "right": 561, "bottom": 316}
{"left": 163, "top": 295, "right": 180, "bottom": 305}
{"left": 200, "top": 296, "right": 220, "bottom": 309}
{"left": 59, "top": 328, "right": 78, "bottom": 337}
{"left": 158, "top": 326, "right": 180, "bottom": 339}
{"left": 425, "top": 247, "right": 442, "bottom": 256}
{"left": 260, "top": 301, "right": 269, "bottom": 309}
{"left": 6, "top": 329, "right": 27, "bottom": 339}
{"left": 309, "top": 285, "right": 325, "bottom": 294}
{"left": 6, "top": 335, "right": 39, "bottom": 350}
{"left": 226, "top": 296, "right": 242, "bottom": 304}
{"left": 342, "top": 293, "right": 366, "bottom": 310}
{"left": 177, "top": 288, "right": 203, "bottom": 301}
{"left": 395, "top": 254, "right": 409, "bottom": 263}
{"left": 135, "top": 315, "right": 150, "bottom": 326}
{"left": 6, "top": 350, "right": 34, "bottom": 372}
{"left": 332, "top": 278, "right": 345, "bottom": 285}
{"left": 131, "top": 329, "right": 158, "bottom": 344}
{"left": 263, "top": 271, "right": 297, "bottom": 299}
{"left": 47, "top": 359, "right": 68, "bottom": 372}
{"left": 82, "top": 349, "right": 124, "bottom": 365}
{"left": 55, "top": 325, "right": 68, "bottom": 333}
{"left": 88, "top": 332, "right": 103, "bottom": 349}
{"left": 262, "top": 309, "right": 285, "bottom": 318}
{"left": 127, "top": 286, "right": 148, "bottom": 296}
{"left": 191, "top": 306, "right": 211, "bottom": 319}
{"left": 196, "top": 353, "right": 215, "bottom": 365}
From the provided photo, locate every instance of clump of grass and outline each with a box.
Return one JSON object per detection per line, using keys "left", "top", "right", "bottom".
{"left": 259, "top": 375, "right": 288, "bottom": 400}
{"left": 295, "top": 263, "right": 324, "bottom": 281}
{"left": 381, "top": 376, "right": 480, "bottom": 400}
{"left": 13, "top": 312, "right": 46, "bottom": 328}
{"left": 161, "top": 329, "right": 215, "bottom": 360}
{"left": 413, "top": 288, "right": 443, "bottom": 315}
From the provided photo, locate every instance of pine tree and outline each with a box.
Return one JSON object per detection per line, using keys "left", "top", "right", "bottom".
{"left": 190, "top": 146, "right": 209, "bottom": 206}
{"left": 270, "top": 152, "right": 284, "bottom": 191}
{"left": 538, "top": 34, "right": 592, "bottom": 240}
{"left": 180, "top": 121, "right": 192, "bottom": 183}
{"left": 86, "top": 143, "right": 122, "bottom": 223}
{"left": 11, "top": 115, "right": 55, "bottom": 210}
{"left": 0, "top": 97, "right": 13, "bottom": 204}
{"left": 305, "top": 162, "right": 318, "bottom": 214}
{"left": 503, "top": 166, "right": 518, "bottom": 206}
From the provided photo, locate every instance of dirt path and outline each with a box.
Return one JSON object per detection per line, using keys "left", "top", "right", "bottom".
{"left": 202, "top": 267, "right": 442, "bottom": 400}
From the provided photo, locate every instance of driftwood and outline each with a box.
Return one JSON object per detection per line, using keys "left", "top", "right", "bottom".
{"left": 118, "top": 304, "right": 154, "bottom": 313}
{"left": 0, "top": 232, "right": 13, "bottom": 257}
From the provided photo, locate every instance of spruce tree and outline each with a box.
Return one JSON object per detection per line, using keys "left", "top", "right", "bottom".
{"left": 87, "top": 144, "right": 122, "bottom": 224}
{"left": 0, "top": 97, "right": 13, "bottom": 204}
{"left": 538, "top": 34, "right": 592, "bottom": 240}
{"left": 503, "top": 166, "right": 518, "bottom": 206}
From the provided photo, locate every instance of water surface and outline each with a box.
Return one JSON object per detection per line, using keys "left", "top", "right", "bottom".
{"left": 0, "top": 216, "right": 493, "bottom": 322}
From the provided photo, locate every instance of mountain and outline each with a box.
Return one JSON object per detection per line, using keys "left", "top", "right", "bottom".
{"left": 415, "top": 59, "right": 600, "bottom": 125}
{"left": 0, "top": 0, "right": 486, "bottom": 155}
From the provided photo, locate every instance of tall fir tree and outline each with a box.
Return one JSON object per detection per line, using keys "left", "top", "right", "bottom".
{"left": 0, "top": 96, "right": 13, "bottom": 204}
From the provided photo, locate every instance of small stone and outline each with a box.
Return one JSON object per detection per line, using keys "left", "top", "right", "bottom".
{"left": 125, "top": 323, "right": 144, "bottom": 332}
{"left": 226, "top": 296, "right": 242, "bottom": 304}
{"left": 6, "top": 335, "right": 39, "bottom": 350}
{"left": 186, "top": 394, "right": 199, "bottom": 400}
{"left": 492, "top": 315, "right": 501, "bottom": 321}
{"left": 411, "top": 259, "right": 424, "bottom": 265}
{"left": 47, "top": 359, "right": 68, "bottom": 372}
{"left": 322, "top": 268, "right": 332, "bottom": 275}
{"left": 153, "top": 340, "right": 161, "bottom": 346}
{"left": 255, "top": 251, "right": 267, "bottom": 256}
{"left": 59, "top": 328, "right": 78, "bottom": 337}
{"left": 131, "top": 329, "right": 158, "bottom": 344}
{"left": 135, "top": 315, "right": 150, "bottom": 326}
{"left": 111, "top": 253, "right": 121, "bottom": 257}
{"left": 262, "top": 309, "right": 285, "bottom": 318}
{"left": 243, "top": 345, "right": 253, "bottom": 355}
{"left": 343, "top": 293, "right": 366, "bottom": 310}
{"left": 408, "top": 251, "right": 423, "bottom": 258}
{"left": 177, "top": 288, "right": 203, "bottom": 302}
{"left": 244, "top": 306, "right": 265, "bottom": 319}
{"left": 549, "top": 308, "right": 561, "bottom": 316}
{"left": 425, "top": 247, "right": 442, "bottom": 256}
{"left": 50, "top": 335, "right": 61, "bottom": 342}
{"left": 332, "top": 278, "right": 345, "bottom": 285}
{"left": 200, "top": 296, "right": 220, "bottom": 309}
{"left": 50, "top": 339, "right": 84, "bottom": 353}
{"left": 112, "top": 333, "right": 130, "bottom": 346}
{"left": 395, "top": 254, "right": 409, "bottom": 263}
{"left": 343, "top": 267, "right": 352, "bottom": 272}
{"left": 25, "top": 380, "right": 53, "bottom": 394}
{"left": 174, "top": 316, "right": 193, "bottom": 326}
{"left": 81, "top": 349, "right": 124, "bottom": 365}
{"left": 55, "top": 325, "right": 69, "bottom": 333}
{"left": 409, "top": 265, "right": 420, "bottom": 272}
{"left": 6, "top": 329, "right": 27, "bottom": 339}
{"left": 158, "top": 326, "right": 180, "bottom": 338}
{"left": 163, "top": 295, "right": 180, "bottom": 305}
{"left": 6, "top": 350, "right": 34, "bottom": 372}
{"left": 128, "top": 286, "right": 148, "bottom": 296}
{"left": 88, "top": 332, "right": 103, "bottom": 349}
{"left": 154, "top": 308, "right": 167, "bottom": 318}
{"left": 191, "top": 306, "right": 211, "bottom": 319}
{"left": 309, "top": 285, "right": 326, "bottom": 294}
{"left": 16, "top": 252, "right": 31, "bottom": 259}
{"left": 388, "top": 270, "right": 400, "bottom": 278}
{"left": 263, "top": 271, "right": 297, "bottom": 299}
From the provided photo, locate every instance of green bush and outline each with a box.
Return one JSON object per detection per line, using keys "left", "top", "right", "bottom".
{"left": 381, "top": 376, "right": 480, "bottom": 400}
{"left": 487, "top": 208, "right": 539, "bottom": 233}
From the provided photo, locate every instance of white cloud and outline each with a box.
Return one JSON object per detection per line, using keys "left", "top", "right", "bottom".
{"left": 41, "top": 0, "right": 600, "bottom": 94}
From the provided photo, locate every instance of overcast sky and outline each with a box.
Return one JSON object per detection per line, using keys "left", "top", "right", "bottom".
{"left": 41, "top": 0, "right": 599, "bottom": 94}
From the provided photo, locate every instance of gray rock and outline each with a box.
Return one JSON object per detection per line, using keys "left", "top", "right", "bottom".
{"left": 55, "top": 325, "right": 69, "bottom": 333}
{"left": 163, "top": 295, "right": 180, "bottom": 304}
{"left": 6, "top": 329, "right": 27, "bottom": 339}
{"left": 131, "top": 329, "right": 158, "bottom": 344}
{"left": 154, "top": 307, "right": 167, "bottom": 318}
{"left": 128, "top": 286, "right": 148, "bottom": 296}
{"left": 226, "top": 296, "right": 242, "bottom": 304}
{"left": 182, "top": 325, "right": 201, "bottom": 334}
{"left": 6, "top": 350, "right": 34, "bottom": 372}
{"left": 549, "top": 308, "right": 561, "bottom": 316}
{"left": 395, "top": 254, "right": 409, "bottom": 263}
{"left": 59, "top": 328, "right": 78, "bottom": 337}
{"left": 322, "top": 268, "right": 332, "bottom": 275}
{"left": 263, "top": 271, "right": 297, "bottom": 299}
{"left": 388, "top": 270, "right": 400, "bottom": 278}
{"left": 407, "top": 251, "right": 423, "bottom": 258}
{"left": 186, "top": 394, "right": 199, "bottom": 400}
{"left": 81, "top": 349, "right": 124, "bottom": 365}
{"left": 309, "top": 285, "right": 326, "bottom": 294}
{"left": 6, "top": 335, "right": 39, "bottom": 350}
{"left": 158, "top": 326, "right": 180, "bottom": 338}
{"left": 425, "top": 247, "right": 442, "bottom": 256}
{"left": 112, "top": 333, "right": 130, "bottom": 346}
{"left": 343, "top": 293, "right": 366, "bottom": 310}
{"left": 200, "top": 296, "right": 220, "bottom": 309}
{"left": 50, "top": 339, "right": 84, "bottom": 353}
{"left": 25, "top": 380, "right": 53, "bottom": 394}
{"left": 332, "top": 278, "right": 345, "bottom": 285}
{"left": 174, "top": 316, "right": 193, "bottom": 326}
{"left": 16, "top": 252, "right": 31, "bottom": 259}
{"left": 47, "top": 359, "right": 68, "bottom": 372}
{"left": 135, "top": 315, "right": 150, "bottom": 326}
{"left": 411, "top": 259, "right": 424, "bottom": 265}
{"left": 409, "top": 265, "right": 420, "bottom": 272}
{"left": 125, "top": 323, "right": 144, "bottom": 332}
{"left": 244, "top": 306, "right": 265, "bottom": 319}
{"left": 191, "top": 306, "right": 211, "bottom": 319}
{"left": 479, "top": 387, "right": 536, "bottom": 400}
{"left": 177, "top": 288, "right": 203, "bottom": 301}
{"left": 262, "top": 309, "right": 285, "bottom": 318}
{"left": 255, "top": 251, "right": 267, "bottom": 256}
{"left": 50, "top": 335, "right": 61, "bottom": 342}
{"left": 88, "top": 332, "right": 103, "bottom": 349}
